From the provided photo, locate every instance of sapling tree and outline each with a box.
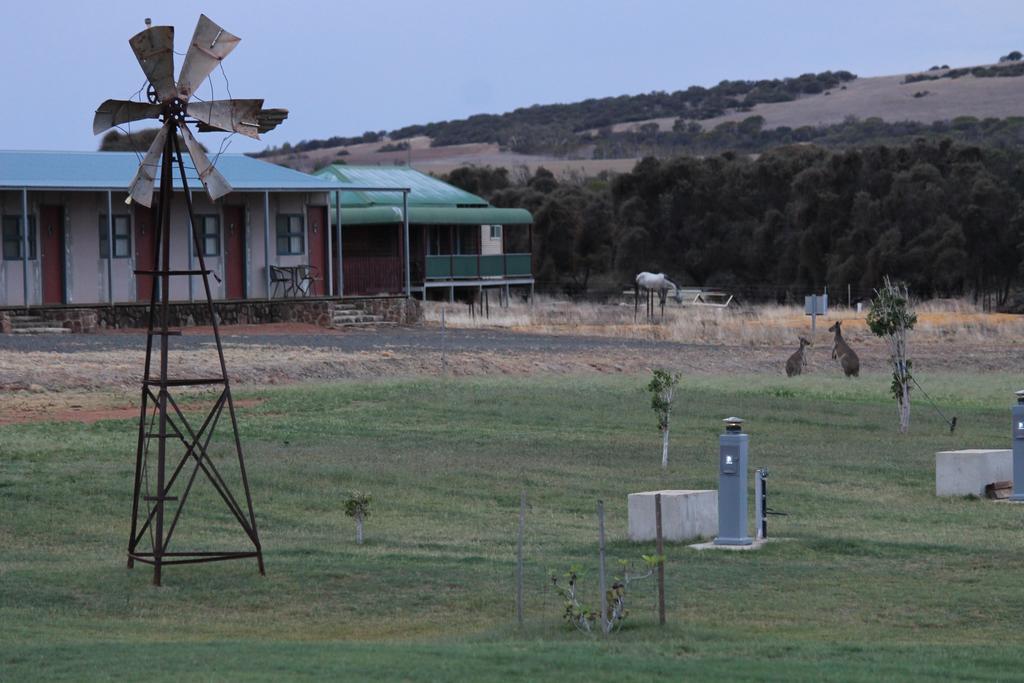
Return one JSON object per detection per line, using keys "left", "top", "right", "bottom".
{"left": 647, "top": 369, "right": 681, "bottom": 468}
{"left": 866, "top": 277, "right": 918, "bottom": 433}
{"left": 549, "top": 556, "right": 661, "bottom": 634}
{"left": 344, "top": 491, "right": 372, "bottom": 545}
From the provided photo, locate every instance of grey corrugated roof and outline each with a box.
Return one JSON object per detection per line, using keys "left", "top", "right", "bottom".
{"left": 0, "top": 150, "right": 344, "bottom": 192}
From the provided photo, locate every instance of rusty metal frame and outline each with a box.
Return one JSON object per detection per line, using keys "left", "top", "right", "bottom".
{"left": 126, "top": 115, "right": 263, "bottom": 586}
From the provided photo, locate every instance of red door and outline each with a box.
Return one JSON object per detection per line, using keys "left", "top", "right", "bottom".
{"left": 306, "top": 206, "right": 328, "bottom": 296}
{"left": 134, "top": 203, "right": 155, "bottom": 301}
{"left": 223, "top": 205, "right": 246, "bottom": 299}
{"left": 40, "top": 205, "right": 64, "bottom": 304}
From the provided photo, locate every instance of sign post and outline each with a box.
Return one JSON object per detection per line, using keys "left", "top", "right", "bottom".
{"left": 805, "top": 293, "right": 829, "bottom": 335}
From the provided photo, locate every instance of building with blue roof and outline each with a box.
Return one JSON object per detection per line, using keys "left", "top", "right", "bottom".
{"left": 0, "top": 152, "right": 534, "bottom": 313}
{"left": 0, "top": 150, "right": 348, "bottom": 308}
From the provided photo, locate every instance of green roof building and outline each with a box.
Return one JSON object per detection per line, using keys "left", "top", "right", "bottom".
{"left": 314, "top": 165, "right": 534, "bottom": 298}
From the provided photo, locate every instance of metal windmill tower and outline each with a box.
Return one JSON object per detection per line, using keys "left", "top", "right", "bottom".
{"left": 93, "top": 15, "right": 287, "bottom": 585}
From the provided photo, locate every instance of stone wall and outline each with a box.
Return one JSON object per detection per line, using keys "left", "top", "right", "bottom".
{"left": 48, "top": 308, "right": 99, "bottom": 333}
{"left": 91, "top": 300, "right": 336, "bottom": 329}
{"left": 2, "top": 297, "right": 419, "bottom": 332}
{"left": 357, "top": 297, "right": 422, "bottom": 324}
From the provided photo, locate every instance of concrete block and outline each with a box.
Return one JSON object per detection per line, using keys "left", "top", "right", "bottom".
{"left": 935, "top": 449, "right": 1012, "bottom": 496}
{"left": 628, "top": 489, "right": 717, "bottom": 542}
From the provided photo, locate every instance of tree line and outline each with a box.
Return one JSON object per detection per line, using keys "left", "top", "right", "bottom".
{"left": 444, "top": 140, "right": 1024, "bottom": 306}
{"left": 254, "top": 71, "right": 855, "bottom": 158}
{"left": 590, "top": 115, "right": 1024, "bottom": 159}
{"left": 904, "top": 60, "right": 1024, "bottom": 83}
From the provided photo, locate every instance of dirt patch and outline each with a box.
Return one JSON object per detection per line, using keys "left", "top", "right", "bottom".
{"left": 0, "top": 393, "right": 263, "bottom": 426}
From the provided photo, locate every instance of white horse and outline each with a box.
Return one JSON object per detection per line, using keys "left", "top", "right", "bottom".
{"left": 635, "top": 272, "right": 683, "bottom": 321}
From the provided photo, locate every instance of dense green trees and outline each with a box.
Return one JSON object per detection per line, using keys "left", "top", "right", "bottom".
{"left": 444, "top": 141, "right": 1024, "bottom": 305}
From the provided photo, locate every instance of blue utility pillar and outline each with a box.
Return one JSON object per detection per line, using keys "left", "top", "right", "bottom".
{"left": 1011, "top": 391, "right": 1024, "bottom": 501}
{"left": 715, "top": 417, "right": 752, "bottom": 546}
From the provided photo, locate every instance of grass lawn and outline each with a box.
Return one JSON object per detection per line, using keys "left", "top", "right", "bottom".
{"left": 2, "top": 371, "right": 1023, "bottom": 680}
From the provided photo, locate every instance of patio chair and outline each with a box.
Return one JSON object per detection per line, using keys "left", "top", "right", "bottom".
{"left": 270, "top": 265, "right": 293, "bottom": 298}
{"left": 296, "top": 265, "right": 322, "bottom": 297}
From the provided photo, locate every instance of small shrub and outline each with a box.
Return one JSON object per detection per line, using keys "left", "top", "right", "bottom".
{"left": 550, "top": 556, "right": 661, "bottom": 634}
{"left": 344, "top": 491, "right": 372, "bottom": 544}
{"left": 647, "top": 369, "right": 681, "bottom": 469}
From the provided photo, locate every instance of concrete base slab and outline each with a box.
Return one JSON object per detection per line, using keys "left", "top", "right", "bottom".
{"left": 689, "top": 537, "right": 788, "bottom": 551}
{"left": 628, "top": 489, "right": 717, "bottom": 543}
{"left": 935, "top": 449, "right": 1011, "bottom": 496}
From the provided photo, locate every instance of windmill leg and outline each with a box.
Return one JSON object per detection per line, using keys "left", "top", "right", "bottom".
{"left": 128, "top": 190, "right": 167, "bottom": 570}
{"left": 634, "top": 284, "right": 639, "bottom": 322}
{"left": 173, "top": 130, "right": 264, "bottom": 576}
{"left": 126, "top": 387, "right": 149, "bottom": 569}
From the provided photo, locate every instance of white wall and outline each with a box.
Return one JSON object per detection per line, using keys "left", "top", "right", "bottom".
{"left": 245, "top": 192, "right": 329, "bottom": 299}
{"left": 0, "top": 190, "right": 41, "bottom": 306}
{"left": 480, "top": 225, "right": 503, "bottom": 256}
{"left": 1, "top": 190, "right": 332, "bottom": 306}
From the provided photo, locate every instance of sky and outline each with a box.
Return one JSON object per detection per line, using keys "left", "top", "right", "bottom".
{"left": 1, "top": 0, "right": 1022, "bottom": 155}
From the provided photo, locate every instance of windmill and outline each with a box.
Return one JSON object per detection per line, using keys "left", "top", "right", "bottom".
{"left": 93, "top": 15, "right": 287, "bottom": 585}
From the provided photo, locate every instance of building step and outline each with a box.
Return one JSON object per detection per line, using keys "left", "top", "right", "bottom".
{"left": 11, "top": 327, "right": 71, "bottom": 335}
{"left": 9, "top": 315, "right": 44, "bottom": 323}
{"left": 332, "top": 315, "right": 385, "bottom": 325}
{"left": 333, "top": 320, "right": 396, "bottom": 328}
{"left": 10, "top": 320, "right": 57, "bottom": 329}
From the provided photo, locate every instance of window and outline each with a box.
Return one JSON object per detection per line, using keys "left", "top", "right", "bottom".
{"left": 276, "top": 214, "right": 304, "bottom": 255}
{"left": 2, "top": 215, "right": 37, "bottom": 260}
{"left": 490, "top": 225, "right": 502, "bottom": 240}
{"left": 98, "top": 214, "right": 132, "bottom": 258}
{"left": 198, "top": 215, "right": 220, "bottom": 257}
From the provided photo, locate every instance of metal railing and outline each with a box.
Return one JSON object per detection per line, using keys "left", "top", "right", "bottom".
{"left": 425, "top": 253, "right": 532, "bottom": 280}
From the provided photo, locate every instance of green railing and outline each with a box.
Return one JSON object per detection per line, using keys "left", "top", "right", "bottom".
{"left": 425, "top": 253, "right": 532, "bottom": 280}
{"left": 505, "top": 253, "right": 532, "bottom": 277}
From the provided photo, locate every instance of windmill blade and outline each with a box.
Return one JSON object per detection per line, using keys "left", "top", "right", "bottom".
{"left": 179, "top": 124, "right": 232, "bottom": 200}
{"left": 129, "top": 25, "right": 176, "bottom": 102}
{"left": 93, "top": 99, "right": 162, "bottom": 134}
{"left": 176, "top": 15, "right": 240, "bottom": 101}
{"left": 256, "top": 108, "right": 288, "bottom": 134}
{"left": 126, "top": 123, "right": 170, "bottom": 207}
{"left": 189, "top": 99, "right": 263, "bottom": 139}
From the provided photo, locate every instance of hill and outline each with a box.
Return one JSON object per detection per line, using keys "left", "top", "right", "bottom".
{"left": 257, "top": 58, "right": 1024, "bottom": 174}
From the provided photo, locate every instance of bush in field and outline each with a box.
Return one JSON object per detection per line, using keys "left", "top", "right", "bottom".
{"left": 344, "top": 491, "right": 372, "bottom": 544}
{"left": 550, "top": 556, "right": 660, "bottom": 634}
{"left": 647, "top": 369, "right": 681, "bottom": 469}
{"left": 867, "top": 277, "right": 918, "bottom": 433}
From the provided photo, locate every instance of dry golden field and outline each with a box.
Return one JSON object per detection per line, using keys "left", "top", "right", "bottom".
{"left": 422, "top": 296, "right": 1024, "bottom": 347}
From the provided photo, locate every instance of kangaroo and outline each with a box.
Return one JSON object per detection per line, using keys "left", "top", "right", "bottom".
{"left": 785, "top": 336, "right": 811, "bottom": 377}
{"left": 828, "top": 321, "right": 860, "bottom": 378}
